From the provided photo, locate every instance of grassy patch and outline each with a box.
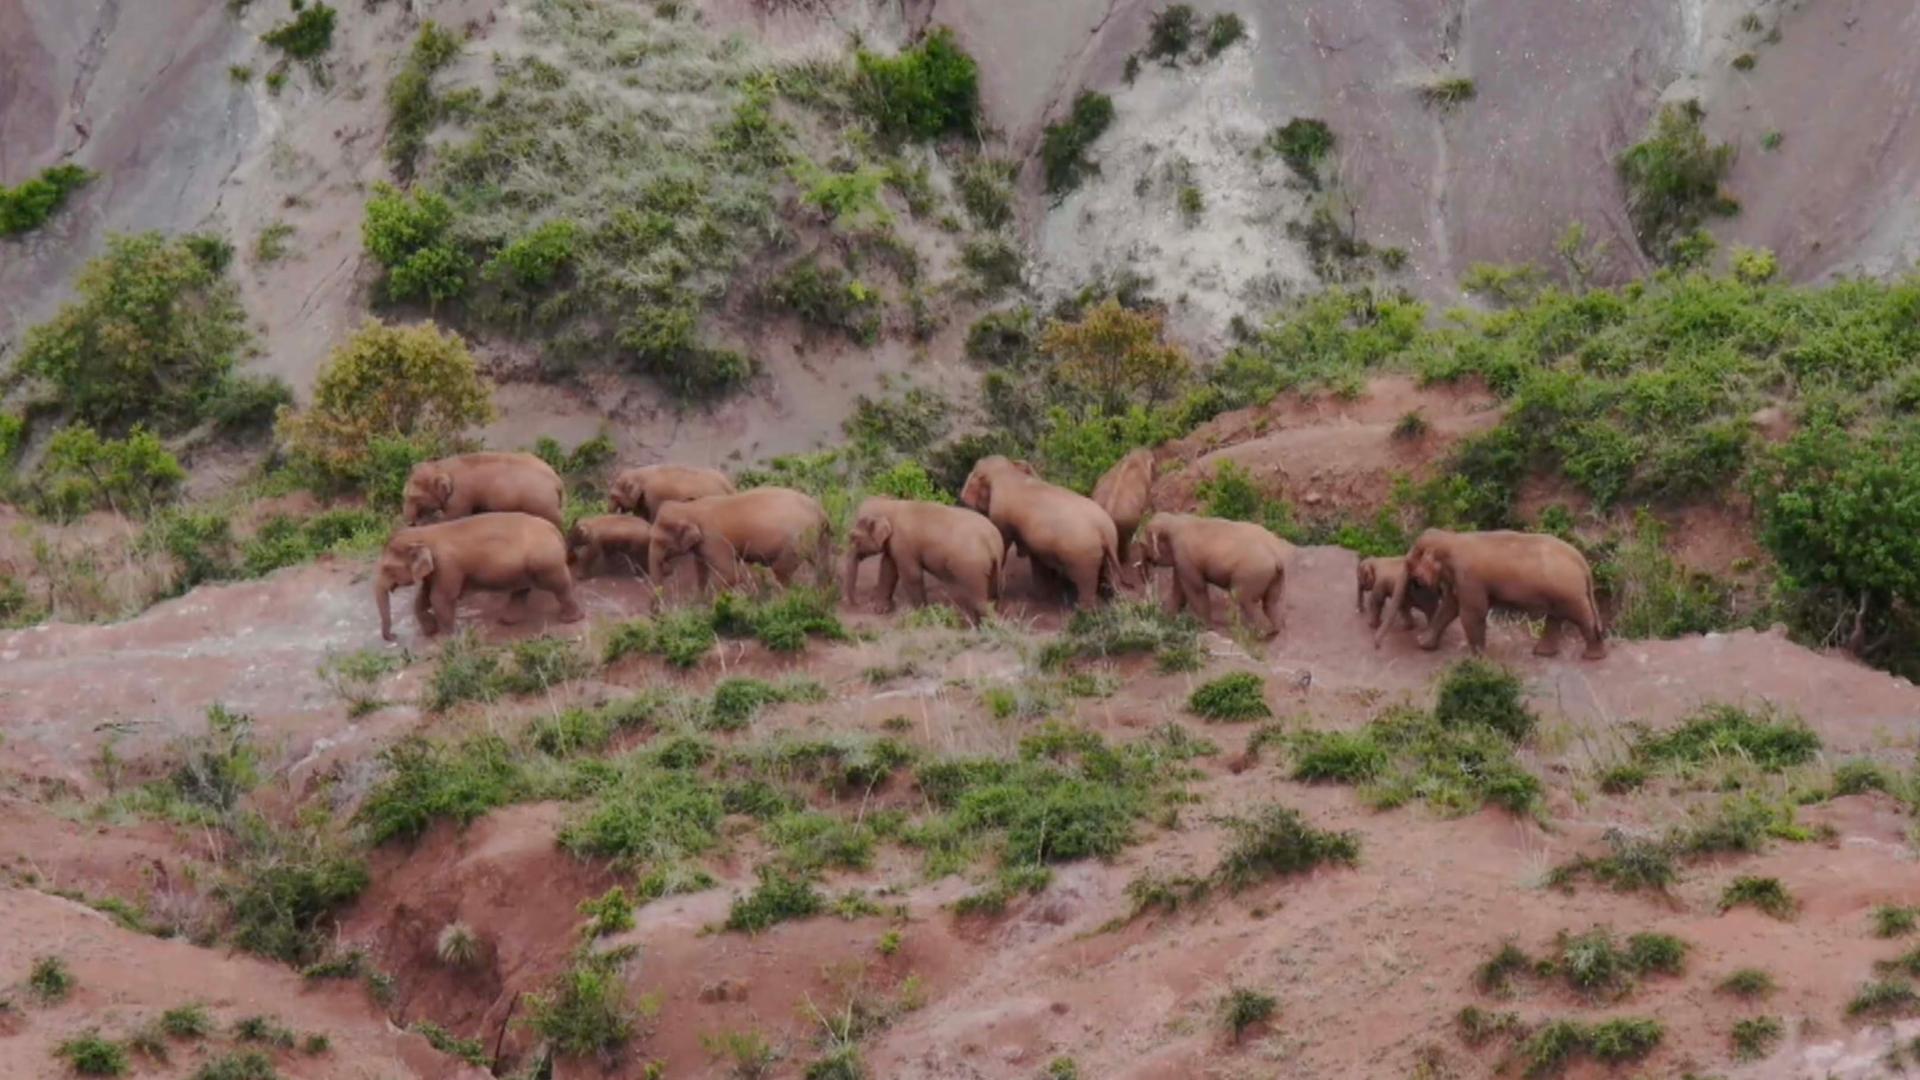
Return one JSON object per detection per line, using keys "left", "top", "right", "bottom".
{"left": 711, "top": 588, "right": 849, "bottom": 653}
{"left": 1875, "top": 904, "right": 1920, "bottom": 938}
{"left": 54, "top": 1032, "right": 129, "bottom": 1076}
{"left": 1417, "top": 77, "right": 1476, "bottom": 109}
{"left": 160, "top": 1004, "right": 215, "bottom": 1039}
{"left": 1290, "top": 704, "right": 1542, "bottom": 816}
{"left": 1040, "top": 91, "right": 1115, "bottom": 196}
{"left": 1186, "top": 672, "right": 1270, "bottom": 721}
{"left": 1718, "top": 967, "right": 1776, "bottom": 997}
{"left": 1213, "top": 804, "right": 1359, "bottom": 890}
{"left": 1, "top": 163, "right": 93, "bottom": 237}
{"left": 1456, "top": 1005, "right": 1522, "bottom": 1047}
{"left": 1846, "top": 979, "right": 1919, "bottom": 1018}
{"left": 1479, "top": 928, "right": 1686, "bottom": 1002}
{"left": 525, "top": 951, "right": 645, "bottom": 1056}
{"left": 605, "top": 607, "right": 719, "bottom": 668}
{"left": 1216, "top": 986, "right": 1276, "bottom": 1043}
{"left": 30, "top": 955, "right": 74, "bottom": 1001}
{"left": 411, "top": 1021, "right": 488, "bottom": 1068}
{"left": 1731, "top": 1015, "right": 1782, "bottom": 1060}
{"left": 1629, "top": 704, "right": 1820, "bottom": 774}
{"left": 1038, "top": 601, "right": 1203, "bottom": 672}
{"left": 1433, "top": 660, "right": 1535, "bottom": 742}
{"left": 726, "top": 865, "right": 826, "bottom": 933}
{"left": 1519, "top": 1016, "right": 1662, "bottom": 1075}
{"left": 1719, "top": 875, "right": 1796, "bottom": 919}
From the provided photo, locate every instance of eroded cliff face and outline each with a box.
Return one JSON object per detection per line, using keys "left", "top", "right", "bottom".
{"left": 4, "top": 0, "right": 1918, "bottom": 391}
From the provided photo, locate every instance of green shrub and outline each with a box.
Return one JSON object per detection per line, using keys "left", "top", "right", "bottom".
{"left": 1204, "top": 12, "right": 1246, "bottom": 56}
{"left": 1187, "top": 672, "right": 1270, "bottom": 721}
{"left": 1719, "top": 875, "right": 1795, "bottom": 919}
{"left": 1630, "top": 704, "right": 1819, "bottom": 772}
{"left": 262, "top": 3, "right": 336, "bottom": 58}
{"left": 221, "top": 816, "right": 369, "bottom": 965}
{"left": 711, "top": 588, "right": 848, "bottom": 653}
{"left": 34, "top": 424, "right": 186, "bottom": 519}
{"left": 358, "top": 735, "right": 525, "bottom": 843}
{"left": 1290, "top": 730, "right": 1389, "bottom": 784}
{"left": 726, "top": 865, "right": 825, "bottom": 932}
{"left": 1519, "top": 1017, "right": 1662, "bottom": 1075}
{"left": 1474, "top": 942, "right": 1532, "bottom": 995}
{"left": 1846, "top": 979, "right": 1919, "bottom": 1017}
{"left": 189, "top": 1052, "right": 280, "bottom": 1080}
{"left": 1212, "top": 804, "right": 1359, "bottom": 890}
{"left": 1039, "top": 600, "right": 1202, "bottom": 671}
{"left": 957, "top": 158, "right": 1015, "bottom": 229}
{"left": 1145, "top": 5, "right": 1197, "bottom": 62}
{"left": 1874, "top": 905, "right": 1919, "bottom": 938}
{"left": 1041, "top": 92, "right": 1115, "bottom": 196}
{"left": 1585, "top": 1017, "right": 1663, "bottom": 1065}
{"left": 1, "top": 163, "right": 93, "bottom": 236}
{"left": 1617, "top": 100, "right": 1738, "bottom": 263}
{"left": 30, "top": 955, "right": 73, "bottom": 1001}
{"left": 1433, "top": 660, "right": 1534, "bottom": 742}
{"left": 385, "top": 22, "right": 463, "bottom": 179}
{"left": 579, "top": 885, "right": 635, "bottom": 937}
{"left": 1731, "top": 1015, "right": 1782, "bottom": 1061}
{"left": 489, "top": 219, "right": 578, "bottom": 290}
{"left": 525, "top": 952, "right": 641, "bottom": 1056}
{"left": 1553, "top": 829, "right": 1679, "bottom": 893}
{"left": 853, "top": 27, "right": 978, "bottom": 140}
{"left": 410, "top": 1021, "right": 488, "bottom": 1067}
{"left": 361, "top": 183, "right": 468, "bottom": 305}
{"left": 1297, "top": 704, "right": 1543, "bottom": 816}
{"left": 1216, "top": 986, "right": 1275, "bottom": 1043}
{"left": 1718, "top": 967, "right": 1775, "bottom": 997}
{"left": 558, "top": 767, "right": 725, "bottom": 863}
{"left": 160, "top": 1004, "right": 215, "bottom": 1039}
{"left": 1265, "top": 119, "right": 1335, "bottom": 187}
{"left": 18, "top": 231, "right": 254, "bottom": 434}
{"left": 54, "top": 1033, "right": 129, "bottom": 1076}
{"left": 765, "top": 260, "right": 879, "bottom": 343}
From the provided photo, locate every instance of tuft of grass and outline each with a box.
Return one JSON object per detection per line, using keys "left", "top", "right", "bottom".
{"left": 1456, "top": 1005, "right": 1522, "bottom": 1047}
{"left": 1293, "top": 704, "right": 1542, "bottom": 815}
{"left": 30, "top": 955, "right": 74, "bottom": 1002}
{"left": 726, "top": 866, "right": 825, "bottom": 933}
{"left": 261, "top": 2, "right": 336, "bottom": 59}
{"left": 1040, "top": 91, "right": 1115, "bottom": 196}
{"left": 1039, "top": 600, "right": 1202, "bottom": 672}
{"left": 1187, "top": 672, "right": 1270, "bottom": 721}
{"left": 1873, "top": 945, "right": 1920, "bottom": 979}
{"left": 1846, "top": 979, "right": 1919, "bottom": 1017}
{"left": 1831, "top": 758, "right": 1892, "bottom": 795}
{"left": 1718, "top": 967, "right": 1776, "bottom": 997}
{"left": 188, "top": 1052, "right": 280, "bottom": 1080}
{"left": 436, "top": 921, "right": 481, "bottom": 966}
{"left": 1433, "top": 660, "right": 1534, "bottom": 742}
{"left": 1718, "top": 875, "right": 1796, "bottom": 919}
{"left": 1392, "top": 410, "right": 1429, "bottom": 441}
{"left": 232, "top": 1015, "right": 295, "bottom": 1048}
{"left": 1519, "top": 1017, "right": 1662, "bottom": 1075}
{"left": 1265, "top": 118, "right": 1335, "bottom": 187}
{"left": 160, "top": 1003, "right": 215, "bottom": 1038}
{"left": 411, "top": 1020, "right": 488, "bottom": 1067}
{"left": 1630, "top": 704, "right": 1820, "bottom": 773}
{"left": 707, "top": 676, "right": 824, "bottom": 731}
{"left": 1216, "top": 986, "right": 1276, "bottom": 1043}
{"left": 1475, "top": 942, "right": 1532, "bottom": 996}
{"left": 1731, "top": 1015, "right": 1782, "bottom": 1060}
{"left": 525, "top": 952, "right": 644, "bottom": 1056}
{"left": 1418, "top": 77, "right": 1477, "bottom": 109}
{"left": 1212, "top": 804, "right": 1359, "bottom": 890}
{"left": 580, "top": 885, "right": 636, "bottom": 937}
{"left": 1203, "top": 12, "right": 1246, "bottom": 56}
{"left": 1874, "top": 904, "right": 1920, "bottom": 938}
{"left": 1586, "top": 1017, "right": 1664, "bottom": 1064}
{"left": 558, "top": 765, "right": 725, "bottom": 864}
{"left": 952, "top": 865, "right": 1052, "bottom": 917}
{"left": 358, "top": 734, "right": 525, "bottom": 844}
{"left": 55, "top": 1032, "right": 129, "bottom": 1076}
{"left": 1625, "top": 931, "right": 1688, "bottom": 975}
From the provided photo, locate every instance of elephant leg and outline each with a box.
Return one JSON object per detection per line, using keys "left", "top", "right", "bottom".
{"left": 498, "top": 588, "right": 531, "bottom": 625}
{"left": 413, "top": 586, "right": 437, "bottom": 635}
{"left": 897, "top": 560, "right": 929, "bottom": 609}
{"left": 1461, "top": 597, "right": 1491, "bottom": 654}
{"left": 1176, "top": 565, "right": 1211, "bottom": 625}
{"left": 1365, "top": 587, "right": 1387, "bottom": 630}
{"left": 874, "top": 553, "right": 899, "bottom": 614}
{"left": 1263, "top": 573, "right": 1287, "bottom": 639}
{"left": 1234, "top": 584, "right": 1268, "bottom": 638}
{"left": 430, "top": 584, "right": 460, "bottom": 638}
{"left": 1534, "top": 615, "right": 1565, "bottom": 657}
{"left": 1068, "top": 557, "right": 1102, "bottom": 612}
{"left": 769, "top": 550, "right": 801, "bottom": 587}
{"left": 1576, "top": 605, "right": 1607, "bottom": 660}
{"left": 958, "top": 566, "right": 993, "bottom": 624}
{"left": 536, "top": 565, "right": 585, "bottom": 623}
{"left": 1420, "top": 593, "right": 1458, "bottom": 651}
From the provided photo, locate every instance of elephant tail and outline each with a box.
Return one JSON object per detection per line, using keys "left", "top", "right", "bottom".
{"left": 1586, "top": 568, "right": 1606, "bottom": 638}
{"left": 1098, "top": 536, "right": 1123, "bottom": 599}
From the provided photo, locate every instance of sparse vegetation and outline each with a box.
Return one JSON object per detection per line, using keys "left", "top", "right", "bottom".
{"left": 1418, "top": 77, "right": 1477, "bottom": 109}
{"left": 525, "top": 951, "right": 644, "bottom": 1056}
{"left": 189, "top": 1052, "right": 281, "bottom": 1080}
{"left": 261, "top": 2, "right": 336, "bottom": 59}
{"left": 54, "top": 1032, "right": 129, "bottom": 1076}
{"left": 1213, "top": 803, "right": 1359, "bottom": 889}
{"left": 1265, "top": 119, "right": 1336, "bottom": 187}
{"left": 1433, "top": 660, "right": 1535, "bottom": 741}
{"left": 1617, "top": 100, "right": 1738, "bottom": 263}
{"left": 1718, "top": 967, "right": 1776, "bottom": 997}
{"left": 385, "top": 21, "right": 463, "bottom": 180}
{"left": 1519, "top": 1016, "right": 1663, "bottom": 1075}
{"left": 30, "top": 955, "right": 74, "bottom": 1002}
{"left": 436, "top": 921, "right": 481, "bottom": 966}
{"left": 1216, "top": 986, "right": 1276, "bottom": 1043}
{"left": 1874, "top": 905, "right": 1920, "bottom": 938}
{"left": 1, "top": 163, "right": 93, "bottom": 237}
{"left": 727, "top": 865, "right": 826, "bottom": 933}
{"left": 1290, "top": 701, "right": 1542, "bottom": 816}
{"left": 1731, "top": 1015, "right": 1782, "bottom": 1060}
{"left": 1041, "top": 92, "right": 1115, "bottom": 197}
{"left": 1847, "top": 979, "right": 1920, "bottom": 1017}
{"left": 1718, "top": 875, "right": 1796, "bottom": 919}
{"left": 160, "top": 1004, "right": 215, "bottom": 1038}
{"left": 1187, "top": 672, "right": 1270, "bottom": 721}
{"left": 220, "top": 816, "right": 369, "bottom": 965}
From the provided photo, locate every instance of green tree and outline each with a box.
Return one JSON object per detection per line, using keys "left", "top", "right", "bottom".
{"left": 1041, "top": 299, "right": 1192, "bottom": 414}
{"left": 277, "top": 319, "right": 494, "bottom": 484}
{"left": 35, "top": 425, "right": 186, "bottom": 519}
{"left": 362, "top": 183, "right": 469, "bottom": 305}
{"left": 16, "top": 232, "right": 254, "bottom": 433}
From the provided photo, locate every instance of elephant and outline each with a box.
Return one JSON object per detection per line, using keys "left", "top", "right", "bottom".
{"left": 647, "top": 487, "right": 831, "bottom": 593}
{"left": 567, "top": 514, "right": 653, "bottom": 578}
{"left": 842, "top": 497, "right": 1006, "bottom": 622}
{"left": 1358, "top": 555, "right": 1440, "bottom": 635}
{"left": 1091, "top": 449, "right": 1154, "bottom": 585}
{"left": 959, "top": 456, "right": 1121, "bottom": 610}
{"left": 1392, "top": 528, "right": 1605, "bottom": 659}
{"left": 1132, "top": 512, "right": 1293, "bottom": 637}
{"left": 402, "top": 452, "right": 564, "bottom": 529}
{"left": 608, "top": 464, "right": 735, "bottom": 521}
{"left": 374, "top": 512, "right": 583, "bottom": 642}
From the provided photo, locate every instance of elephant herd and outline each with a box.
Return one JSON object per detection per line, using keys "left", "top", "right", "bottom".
{"left": 373, "top": 450, "right": 1606, "bottom": 661}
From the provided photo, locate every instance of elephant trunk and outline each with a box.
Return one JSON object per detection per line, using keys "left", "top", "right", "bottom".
{"left": 648, "top": 544, "right": 670, "bottom": 584}
{"left": 376, "top": 580, "right": 395, "bottom": 642}
{"left": 842, "top": 548, "right": 864, "bottom": 606}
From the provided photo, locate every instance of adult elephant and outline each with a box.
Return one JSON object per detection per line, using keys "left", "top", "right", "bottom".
{"left": 959, "top": 456, "right": 1120, "bottom": 610}
{"left": 1133, "top": 512, "right": 1292, "bottom": 636}
{"left": 1091, "top": 449, "right": 1154, "bottom": 585}
{"left": 648, "top": 487, "right": 830, "bottom": 593}
{"left": 1393, "top": 528, "right": 1605, "bottom": 659}
{"left": 608, "top": 464, "right": 735, "bottom": 521}
{"left": 374, "top": 513, "right": 582, "bottom": 642}
{"left": 843, "top": 497, "right": 1005, "bottom": 623}
{"left": 401, "top": 452, "right": 564, "bottom": 529}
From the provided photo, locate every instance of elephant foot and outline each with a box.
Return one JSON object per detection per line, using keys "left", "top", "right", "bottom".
{"left": 558, "top": 603, "right": 586, "bottom": 623}
{"left": 497, "top": 609, "right": 525, "bottom": 626}
{"left": 1582, "top": 643, "right": 1607, "bottom": 660}
{"left": 875, "top": 603, "right": 896, "bottom": 615}
{"left": 1417, "top": 637, "right": 1441, "bottom": 651}
{"left": 1532, "top": 641, "right": 1562, "bottom": 658}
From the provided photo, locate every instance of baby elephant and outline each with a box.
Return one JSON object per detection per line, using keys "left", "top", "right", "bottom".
{"left": 1134, "top": 512, "right": 1294, "bottom": 637}
{"left": 1397, "top": 528, "right": 1605, "bottom": 659}
{"left": 843, "top": 497, "right": 1006, "bottom": 623}
{"left": 374, "top": 513, "right": 583, "bottom": 642}
{"left": 649, "top": 487, "right": 831, "bottom": 593}
{"left": 567, "top": 515, "right": 652, "bottom": 578}
{"left": 1358, "top": 556, "right": 1440, "bottom": 640}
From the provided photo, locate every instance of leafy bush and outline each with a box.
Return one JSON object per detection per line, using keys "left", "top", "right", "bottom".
{"left": 765, "top": 260, "right": 879, "bottom": 343}
{"left": 240, "top": 509, "right": 387, "bottom": 577}
{"left": 276, "top": 318, "right": 493, "bottom": 487}
{"left": 525, "top": 952, "right": 641, "bottom": 1056}
{"left": 1433, "top": 660, "right": 1534, "bottom": 742}
{"left": 30, "top": 955, "right": 73, "bottom": 1001}
{"left": 34, "top": 425, "right": 185, "bottom": 519}
{"left": 1145, "top": 5, "right": 1197, "bottom": 62}
{"left": 1731, "top": 1015, "right": 1783, "bottom": 1061}
{"left": 853, "top": 27, "right": 979, "bottom": 141}
{"left": 385, "top": 22, "right": 463, "bottom": 179}
{"left": 489, "top": 219, "right": 578, "bottom": 290}
{"left": 17, "top": 231, "right": 255, "bottom": 433}
{"left": 1042, "top": 300, "right": 1193, "bottom": 414}
{"left": 726, "top": 865, "right": 825, "bottom": 932}
{"left": 358, "top": 735, "right": 525, "bottom": 843}
{"left": 1617, "top": 100, "right": 1738, "bottom": 263}
{"left": 362, "top": 184, "right": 469, "bottom": 305}
{"left": 1212, "top": 804, "right": 1359, "bottom": 890}
{"left": 1187, "top": 672, "right": 1270, "bottom": 721}
{"left": 221, "top": 816, "right": 369, "bottom": 965}
{"left": 1, "top": 162, "right": 93, "bottom": 236}
{"left": 1265, "top": 119, "right": 1335, "bottom": 187}
{"left": 262, "top": 3, "right": 336, "bottom": 59}
{"left": 1040, "top": 92, "right": 1115, "bottom": 196}
{"left": 54, "top": 1032, "right": 129, "bottom": 1076}
{"left": 1719, "top": 875, "right": 1796, "bottom": 919}
{"left": 1216, "top": 986, "right": 1275, "bottom": 1043}
{"left": 558, "top": 767, "right": 725, "bottom": 863}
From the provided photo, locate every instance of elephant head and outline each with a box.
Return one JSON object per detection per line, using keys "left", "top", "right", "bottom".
{"left": 647, "top": 516, "right": 702, "bottom": 579}
{"left": 374, "top": 536, "right": 435, "bottom": 641}
{"left": 1356, "top": 559, "right": 1379, "bottom": 608}
{"left": 401, "top": 464, "right": 455, "bottom": 525}
{"left": 960, "top": 456, "right": 1033, "bottom": 513}
{"left": 565, "top": 521, "right": 590, "bottom": 569}
{"left": 608, "top": 472, "right": 645, "bottom": 516}
{"left": 843, "top": 508, "right": 894, "bottom": 602}
{"left": 1405, "top": 529, "right": 1455, "bottom": 590}
{"left": 1134, "top": 517, "right": 1175, "bottom": 569}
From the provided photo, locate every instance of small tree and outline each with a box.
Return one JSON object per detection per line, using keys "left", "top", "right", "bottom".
{"left": 277, "top": 319, "right": 494, "bottom": 485}
{"left": 17, "top": 231, "right": 253, "bottom": 433}
{"left": 35, "top": 424, "right": 186, "bottom": 519}
{"left": 1041, "top": 299, "right": 1192, "bottom": 414}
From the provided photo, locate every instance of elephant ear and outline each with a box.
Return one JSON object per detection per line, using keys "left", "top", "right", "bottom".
{"left": 407, "top": 543, "right": 435, "bottom": 580}
{"left": 432, "top": 472, "right": 455, "bottom": 501}
{"left": 1009, "top": 459, "right": 1039, "bottom": 477}
{"left": 869, "top": 516, "right": 893, "bottom": 547}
